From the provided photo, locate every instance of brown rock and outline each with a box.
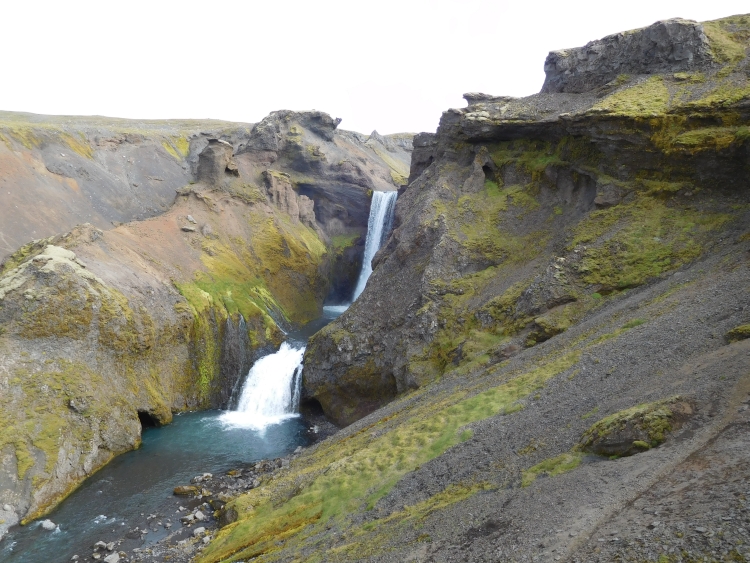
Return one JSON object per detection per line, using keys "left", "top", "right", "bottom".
{"left": 173, "top": 485, "right": 199, "bottom": 496}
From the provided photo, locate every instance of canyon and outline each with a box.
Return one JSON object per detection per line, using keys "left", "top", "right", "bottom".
{"left": 0, "top": 12, "right": 749, "bottom": 563}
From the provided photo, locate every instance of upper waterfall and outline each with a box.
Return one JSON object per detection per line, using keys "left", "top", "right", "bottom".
{"left": 351, "top": 190, "right": 398, "bottom": 302}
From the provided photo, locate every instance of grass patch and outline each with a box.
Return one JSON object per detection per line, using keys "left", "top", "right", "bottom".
{"left": 703, "top": 16, "right": 749, "bottom": 64}
{"left": 521, "top": 452, "right": 584, "bottom": 487}
{"left": 622, "top": 318, "right": 646, "bottom": 330}
{"left": 592, "top": 76, "right": 669, "bottom": 116}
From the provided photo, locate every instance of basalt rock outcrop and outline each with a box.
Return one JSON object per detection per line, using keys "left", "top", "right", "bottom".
{"left": 541, "top": 18, "right": 713, "bottom": 94}
{"left": 0, "top": 110, "right": 411, "bottom": 535}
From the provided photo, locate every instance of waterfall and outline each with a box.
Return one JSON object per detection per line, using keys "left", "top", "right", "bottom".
{"left": 219, "top": 192, "right": 397, "bottom": 430}
{"left": 219, "top": 342, "right": 305, "bottom": 431}
{"left": 351, "top": 190, "right": 398, "bottom": 302}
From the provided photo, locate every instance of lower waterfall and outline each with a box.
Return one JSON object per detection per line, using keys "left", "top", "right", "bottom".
{"left": 220, "top": 342, "right": 305, "bottom": 431}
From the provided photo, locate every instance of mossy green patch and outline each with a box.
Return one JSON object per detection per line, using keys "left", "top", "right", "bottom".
{"left": 453, "top": 181, "right": 547, "bottom": 265}
{"left": 571, "top": 196, "right": 730, "bottom": 291}
{"left": 592, "top": 77, "right": 669, "bottom": 116}
{"left": 726, "top": 324, "right": 750, "bottom": 343}
{"left": 330, "top": 233, "right": 359, "bottom": 254}
{"left": 18, "top": 275, "right": 95, "bottom": 339}
{"left": 521, "top": 452, "right": 584, "bottom": 487}
{"left": 162, "top": 135, "right": 190, "bottom": 159}
{"left": 579, "top": 396, "right": 688, "bottom": 455}
{"left": 60, "top": 132, "right": 93, "bottom": 159}
{"left": 326, "top": 482, "right": 493, "bottom": 560}
{"left": 703, "top": 15, "right": 750, "bottom": 64}
{"left": 0, "top": 238, "right": 54, "bottom": 276}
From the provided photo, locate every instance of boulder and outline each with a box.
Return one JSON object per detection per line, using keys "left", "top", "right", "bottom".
{"left": 579, "top": 397, "right": 694, "bottom": 456}
{"left": 541, "top": 18, "right": 713, "bottom": 93}
{"left": 173, "top": 485, "right": 199, "bottom": 496}
{"left": 196, "top": 139, "right": 237, "bottom": 185}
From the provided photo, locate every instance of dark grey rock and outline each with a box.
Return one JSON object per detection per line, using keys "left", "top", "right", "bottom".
{"left": 541, "top": 18, "right": 713, "bottom": 93}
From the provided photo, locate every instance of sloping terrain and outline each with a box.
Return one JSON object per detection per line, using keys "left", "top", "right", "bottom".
{"left": 192, "top": 15, "right": 750, "bottom": 563}
{"left": 0, "top": 110, "right": 411, "bottom": 536}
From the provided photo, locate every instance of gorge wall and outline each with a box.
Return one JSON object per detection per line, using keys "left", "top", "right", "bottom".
{"left": 0, "top": 110, "right": 411, "bottom": 534}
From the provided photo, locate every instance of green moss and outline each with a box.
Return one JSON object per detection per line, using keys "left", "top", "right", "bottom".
{"left": 330, "top": 233, "right": 359, "bottom": 253}
{"left": 726, "top": 324, "right": 750, "bottom": 343}
{"left": 703, "top": 16, "right": 749, "bottom": 64}
{"left": 330, "top": 482, "right": 492, "bottom": 560}
{"left": 0, "top": 238, "right": 53, "bottom": 276}
{"left": 19, "top": 276, "right": 95, "bottom": 339}
{"left": 453, "top": 182, "right": 547, "bottom": 265}
{"left": 622, "top": 318, "right": 646, "bottom": 330}
{"left": 521, "top": 452, "right": 584, "bottom": 487}
{"left": 60, "top": 133, "right": 93, "bottom": 159}
{"left": 667, "top": 126, "right": 747, "bottom": 153}
{"left": 687, "top": 81, "right": 750, "bottom": 108}
{"left": 592, "top": 76, "right": 669, "bottom": 116}
{"left": 571, "top": 196, "right": 730, "bottom": 291}
{"left": 579, "top": 396, "right": 684, "bottom": 452}
{"left": 581, "top": 406, "right": 599, "bottom": 420}
{"left": 673, "top": 72, "right": 705, "bottom": 83}
{"left": 225, "top": 181, "right": 266, "bottom": 205}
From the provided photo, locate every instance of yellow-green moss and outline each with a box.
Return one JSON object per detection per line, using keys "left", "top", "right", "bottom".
{"left": 60, "top": 132, "right": 93, "bottom": 159}
{"left": 571, "top": 196, "right": 730, "bottom": 291}
{"left": 726, "top": 324, "right": 750, "bottom": 343}
{"left": 0, "top": 238, "right": 53, "bottom": 276}
{"left": 703, "top": 16, "right": 749, "bottom": 64}
{"left": 325, "top": 482, "right": 493, "bottom": 560}
{"left": 18, "top": 276, "right": 95, "bottom": 339}
{"left": 592, "top": 77, "right": 669, "bottom": 116}
{"left": 521, "top": 452, "right": 584, "bottom": 487}
{"left": 579, "top": 397, "right": 684, "bottom": 451}
{"left": 330, "top": 233, "right": 359, "bottom": 254}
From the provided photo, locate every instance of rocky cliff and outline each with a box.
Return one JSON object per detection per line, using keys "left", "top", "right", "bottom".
{"left": 192, "top": 15, "right": 750, "bottom": 563}
{"left": 304, "top": 14, "right": 750, "bottom": 426}
{"left": 0, "top": 110, "right": 411, "bottom": 535}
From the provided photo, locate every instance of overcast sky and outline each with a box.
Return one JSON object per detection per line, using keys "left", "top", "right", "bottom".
{"left": 1, "top": 1, "right": 747, "bottom": 134}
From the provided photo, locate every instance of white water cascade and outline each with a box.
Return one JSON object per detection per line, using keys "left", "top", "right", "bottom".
{"left": 351, "top": 190, "right": 398, "bottom": 302}
{"left": 219, "top": 342, "right": 305, "bottom": 431}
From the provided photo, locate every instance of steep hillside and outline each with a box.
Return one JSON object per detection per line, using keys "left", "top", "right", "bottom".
{"left": 193, "top": 15, "right": 750, "bottom": 563}
{"left": 0, "top": 110, "right": 411, "bottom": 535}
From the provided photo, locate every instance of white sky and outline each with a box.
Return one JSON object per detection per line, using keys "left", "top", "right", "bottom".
{"left": 1, "top": 1, "right": 747, "bottom": 134}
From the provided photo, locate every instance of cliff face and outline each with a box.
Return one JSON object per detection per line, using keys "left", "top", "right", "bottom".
{"left": 0, "top": 110, "right": 411, "bottom": 533}
{"left": 191, "top": 16, "right": 750, "bottom": 563}
{"left": 304, "top": 14, "right": 750, "bottom": 426}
